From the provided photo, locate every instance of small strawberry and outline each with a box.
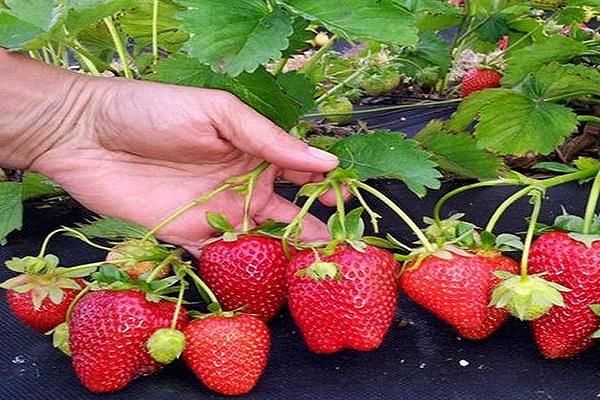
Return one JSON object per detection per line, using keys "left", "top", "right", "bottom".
{"left": 460, "top": 68, "right": 502, "bottom": 97}
{"left": 360, "top": 69, "right": 401, "bottom": 96}
{"left": 183, "top": 313, "right": 270, "bottom": 396}
{"left": 318, "top": 96, "right": 353, "bottom": 124}
{"left": 400, "top": 251, "right": 519, "bottom": 339}
{"left": 106, "top": 239, "right": 173, "bottom": 280}
{"left": 70, "top": 287, "right": 189, "bottom": 392}
{"left": 199, "top": 214, "right": 289, "bottom": 321}
{"left": 529, "top": 231, "right": 600, "bottom": 358}
{"left": 287, "top": 244, "right": 398, "bottom": 353}
{"left": 1, "top": 254, "right": 90, "bottom": 333}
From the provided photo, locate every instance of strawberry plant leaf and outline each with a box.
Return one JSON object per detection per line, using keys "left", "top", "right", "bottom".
{"left": 178, "top": 0, "right": 293, "bottom": 76}
{"left": 5, "top": 0, "right": 65, "bottom": 31}
{"left": 276, "top": 71, "right": 316, "bottom": 114}
{"left": 523, "top": 63, "right": 600, "bottom": 102}
{"left": 448, "top": 89, "right": 577, "bottom": 155}
{"left": 150, "top": 55, "right": 303, "bottom": 129}
{"left": 66, "top": 0, "right": 138, "bottom": 34}
{"left": 0, "top": 182, "right": 23, "bottom": 245}
{"left": 414, "top": 120, "right": 504, "bottom": 179}
{"left": 21, "top": 172, "right": 63, "bottom": 201}
{"left": 284, "top": 0, "right": 418, "bottom": 46}
{"left": 205, "top": 212, "right": 235, "bottom": 233}
{"left": 328, "top": 131, "right": 441, "bottom": 197}
{"left": 281, "top": 17, "right": 312, "bottom": 57}
{"left": 0, "top": 11, "right": 44, "bottom": 48}
{"left": 502, "top": 36, "right": 587, "bottom": 86}
{"left": 71, "top": 216, "right": 149, "bottom": 240}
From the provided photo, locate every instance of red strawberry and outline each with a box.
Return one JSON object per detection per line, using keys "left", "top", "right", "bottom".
{"left": 69, "top": 290, "right": 189, "bottom": 393}
{"left": 183, "top": 314, "right": 270, "bottom": 396}
{"left": 287, "top": 245, "right": 398, "bottom": 354}
{"left": 1, "top": 255, "right": 88, "bottom": 333}
{"left": 6, "top": 281, "right": 81, "bottom": 333}
{"left": 460, "top": 68, "right": 502, "bottom": 97}
{"left": 529, "top": 232, "right": 600, "bottom": 358}
{"left": 400, "top": 252, "right": 519, "bottom": 339}
{"left": 199, "top": 235, "right": 288, "bottom": 321}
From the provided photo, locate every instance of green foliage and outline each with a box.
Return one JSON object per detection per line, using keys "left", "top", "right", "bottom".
{"left": 0, "top": 182, "right": 23, "bottom": 245}
{"left": 150, "top": 55, "right": 306, "bottom": 130}
{"left": 285, "top": 0, "right": 419, "bottom": 45}
{"left": 71, "top": 216, "right": 150, "bottom": 240}
{"left": 21, "top": 172, "right": 63, "bottom": 200}
{"left": 329, "top": 131, "right": 441, "bottom": 197}
{"left": 178, "top": 0, "right": 294, "bottom": 76}
{"left": 503, "top": 36, "right": 588, "bottom": 86}
{"left": 414, "top": 121, "right": 504, "bottom": 179}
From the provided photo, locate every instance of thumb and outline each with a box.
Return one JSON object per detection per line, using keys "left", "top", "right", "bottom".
{"left": 213, "top": 93, "right": 339, "bottom": 173}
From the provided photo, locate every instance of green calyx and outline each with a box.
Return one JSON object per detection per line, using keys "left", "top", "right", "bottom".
{"left": 318, "top": 96, "right": 353, "bottom": 124}
{"left": 146, "top": 328, "right": 186, "bottom": 364}
{"left": 49, "top": 322, "right": 71, "bottom": 356}
{"left": 490, "top": 272, "right": 571, "bottom": 321}
{"left": 360, "top": 69, "right": 401, "bottom": 96}
{"left": 205, "top": 212, "right": 288, "bottom": 242}
{"left": 296, "top": 261, "right": 342, "bottom": 282}
{"left": 109, "top": 239, "right": 171, "bottom": 269}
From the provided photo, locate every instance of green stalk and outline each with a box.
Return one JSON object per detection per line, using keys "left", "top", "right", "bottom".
{"left": 38, "top": 228, "right": 71, "bottom": 257}
{"left": 577, "top": 115, "right": 600, "bottom": 124}
{"left": 331, "top": 180, "right": 347, "bottom": 234}
{"left": 349, "top": 186, "right": 381, "bottom": 233}
{"left": 433, "top": 179, "right": 520, "bottom": 227}
{"left": 485, "top": 186, "right": 536, "bottom": 233}
{"left": 316, "top": 65, "right": 369, "bottom": 105}
{"left": 453, "top": 16, "right": 490, "bottom": 49}
{"left": 170, "top": 280, "right": 186, "bottom": 329}
{"left": 186, "top": 268, "right": 220, "bottom": 307}
{"left": 303, "top": 98, "right": 461, "bottom": 118}
{"left": 152, "top": 0, "right": 159, "bottom": 64}
{"left": 352, "top": 181, "right": 435, "bottom": 252}
{"left": 241, "top": 162, "right": 270, "bottom": 233}
{"left": 299, "top": 34, "right": 337, "bottom": 75}
{"left": 544, "top": 92, "right": 591, "bottom": 103}
{"left": 103, "top": 16, "right": 133, "bottom": 79}
{"left": 583, "top": 171, "right": 600, "bottom": 234}
{"left": 520, "top": 190, "right": 544, "bottom": 278}
{"left": 281, "top": 185, "right": 329, "bottom": 254}
{"left": 141, "top": 183, "right": 232, "bottom": 243}
{"left": 65, "top": 285, "right": 91, "bottom": 322}
{"left": 272, "top": 58, "right": 288, "bottom": 76}
{"left": 145, "top": 248, "right": 183, "bottom": 283}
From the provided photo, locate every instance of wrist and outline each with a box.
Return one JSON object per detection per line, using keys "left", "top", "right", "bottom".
{"left": 0, "top": 51, "right": 105, "bottom": 170}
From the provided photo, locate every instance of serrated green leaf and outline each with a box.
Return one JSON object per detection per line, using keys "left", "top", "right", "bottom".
{"left": 281, "top": 17, "right": 312, "bottom": 57}
{"left": 415, "top": 121, "right": 503, "bottom": 179}
{"left": 0, "top": 182, "right": 23, "bottom": 245}
{"left": 329, "top": 131, "right": 441, "bottom": 197}
{"left": 205, "top": 212, "right": 235, "bottom": 233}
{"left": 72, "top": 216, "right": 149, "bottom": 240}
{"left": 21, "top": 172, "right": 63, "bottom": 200}
{"left": 179, "top": 0, "right": 293, "bottom": 76}
{"left": 503, "top": 36, "right": 587, "bottom": 86}
{"left": 523, "top": 63, "right": 600, "bottom": 101}
{"left": 5, "top": 0, "right": 65, "bottom": 31}
{"left": 285, "top": 0, "right": 418, "bottom": 46}
{"left": 449, "top": 88, "right": 577, "bottom": 155}
{"left": 150, "top": 55, "right": 303, "bottom": 129}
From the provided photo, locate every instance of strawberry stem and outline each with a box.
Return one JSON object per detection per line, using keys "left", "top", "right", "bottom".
{"left": 65, "top": 285, "right": 92, "bottom": 323}
{"left": 316, "top": 64, "right": 369, "bottom": 105}
{"left": 186, "top": 268, "right": 221, "bottom": 310}
{"left": 485, "top": 186, "right": 536, "bottom": 233}
{"left": 299, "top": 34, "right": 337, "bottom": 75}
{"left": 145, "top": 248, "right": 183, "bottom": 283}
{"left": 60, "top": 227, "right": 115, "bottom": 252}
{"left": 520, "top": 190, "right": 544, "bottom": 278}
{"left": 170, "top": 279, "right": 187, "bottom": 330}
{"left": 142, "top": 182, "right": 232, "bottom": 244}
{"left": 241, "top": 162, "right": 270, "bottom": 233}
{"left": 351, "top": 181, "right": 435, "bottom": 252}
{"left": 433, "top": 178, "right": 521, "bottom": 227}
{"left": 103, "top": 17, "right": 133, "bottom": 79}
{"left": 38, "top": 228, "right": 70, "bottom": 257}
{"left": 152, "top": 0, "right": 159, "bottom": 64}
{"left": 583, "top": 170, "right": 600, "bottom": 235}
{"left": 331, "top": 180, "right": 347, "bottom": 235}
{"left": 349, "top": 186, "right": 380, "bottom": 233}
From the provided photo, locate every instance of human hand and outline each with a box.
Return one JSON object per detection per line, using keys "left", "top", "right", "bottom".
{"left": 2, "top": 54, "right": 339, "bottom": 252}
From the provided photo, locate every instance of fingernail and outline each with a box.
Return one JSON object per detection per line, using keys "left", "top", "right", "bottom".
{"left": 307, "top": 146, "right": 338, "bottom": 162}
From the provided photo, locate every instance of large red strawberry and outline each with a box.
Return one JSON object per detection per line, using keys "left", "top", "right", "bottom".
{"left": 287, "top": 245, "right": 398, "bottom": 354}
{"left": 1, "top": 254, "right": 88, "bottom": 333}
{"left": 460, "top": 68, "right": 502, "bottom": 97}
{"left": 529, "top": 231, "right": 600, "bottom": 358}
{"left": 183, "top": 313, "right": 270, "bottom": 396}
{"left": 69, "top": 290, "right": 189, "bottom": 393}
{"left": 400, "top": 252, "right": 519, "bottom": 339}
{"left": 199, "top": 222, "right": 289, "bottom": 321}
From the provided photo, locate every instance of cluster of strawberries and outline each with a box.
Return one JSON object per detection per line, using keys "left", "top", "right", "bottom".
{"left": 2, "top": 196, "right": 599, "bottom": 396}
